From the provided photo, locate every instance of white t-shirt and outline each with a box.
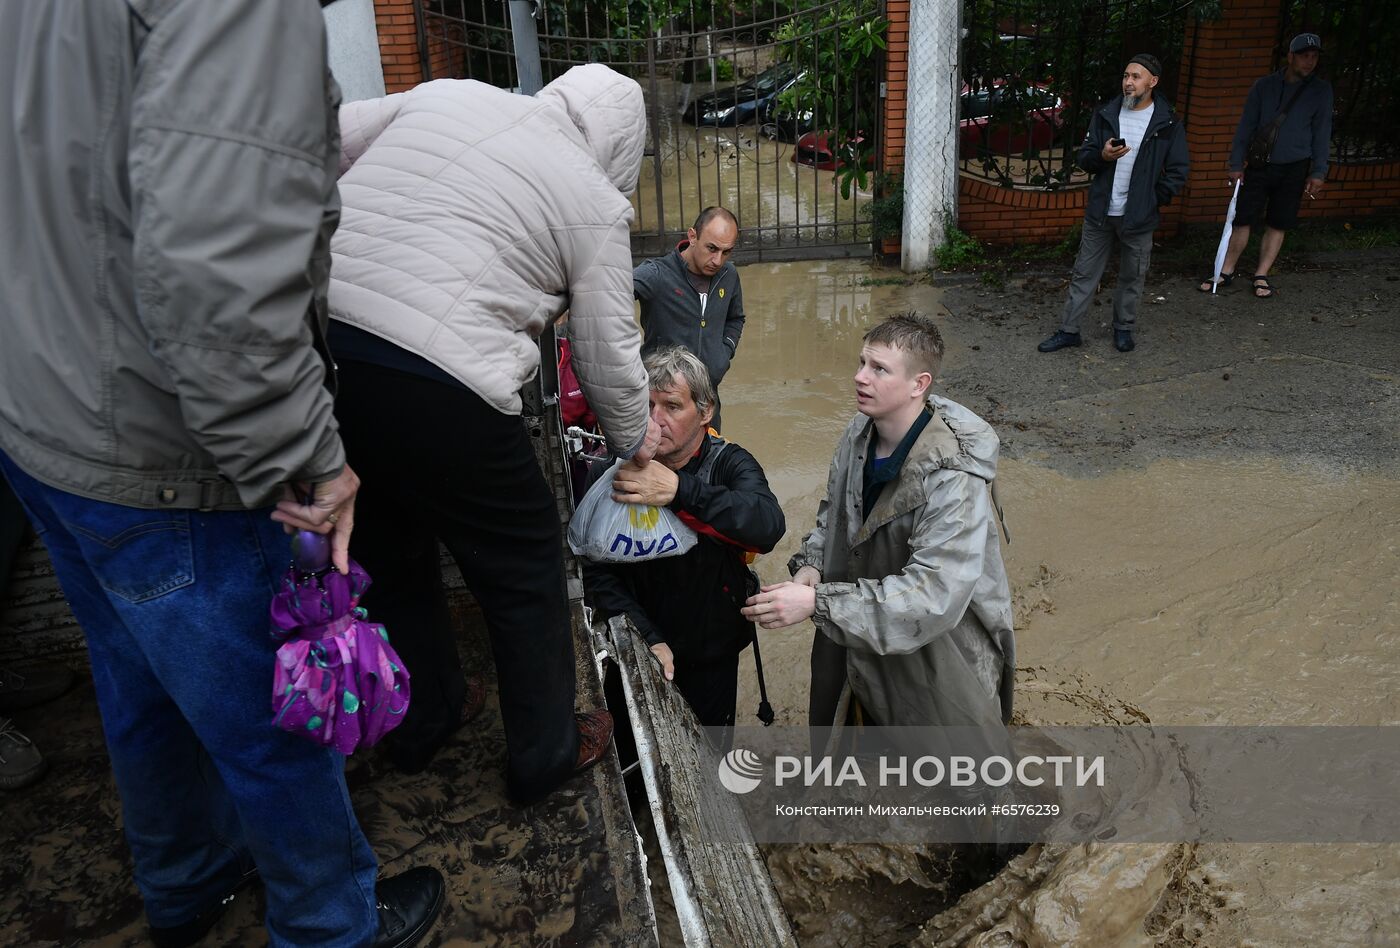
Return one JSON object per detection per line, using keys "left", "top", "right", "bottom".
{"left": 1109, "top": 102, "right": 1155, "bottom": 217}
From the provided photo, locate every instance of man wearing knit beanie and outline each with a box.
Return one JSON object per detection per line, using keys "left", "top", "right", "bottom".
{"left": 1039, "top": 53, "right": 1190, "bottom": 354}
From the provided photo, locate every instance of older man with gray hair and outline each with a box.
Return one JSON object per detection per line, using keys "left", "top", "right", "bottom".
{"left": 583, "top": 347, "right": 784, "bottom": 728}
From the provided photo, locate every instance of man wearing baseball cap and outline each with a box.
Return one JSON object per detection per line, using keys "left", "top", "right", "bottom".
{"left": 1199, "top": 33, "right": 1333, "bottom": 299}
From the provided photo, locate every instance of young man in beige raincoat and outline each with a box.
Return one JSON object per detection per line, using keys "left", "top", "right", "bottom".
{"left": 743, "top": 313, "right": 1014, "bottom": 732}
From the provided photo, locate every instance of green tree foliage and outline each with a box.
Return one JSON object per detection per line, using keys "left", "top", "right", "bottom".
{"left": 772, "top": 0, "right": 886, "bottom": 197}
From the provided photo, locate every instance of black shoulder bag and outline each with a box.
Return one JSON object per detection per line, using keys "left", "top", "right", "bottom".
{"left": 1247, "top": 75, "right": 1313, "bottom": 168}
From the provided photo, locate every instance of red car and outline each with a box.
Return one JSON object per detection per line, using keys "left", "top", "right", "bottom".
{"left": 959, "top": 81, "right": 1065, "bottom": 154}
{"left": 792, "top": 81, "right": 1064, "bottom": 170}
{"left": 791, "top": 130, "right": 871, "bottom": 172}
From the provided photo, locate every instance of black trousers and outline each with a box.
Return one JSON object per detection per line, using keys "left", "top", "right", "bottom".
{"left": 334, "top": 359, "right": 578, "bottom": 801}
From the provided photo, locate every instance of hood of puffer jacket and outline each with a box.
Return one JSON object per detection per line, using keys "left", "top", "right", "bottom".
{"left": 921, "top": 393, "right": 1000, "bottom": 483}
{"left": 536, "top": 64, "right": 646, "bottom": 195}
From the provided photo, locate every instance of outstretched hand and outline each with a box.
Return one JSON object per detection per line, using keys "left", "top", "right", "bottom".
{"left": 741, "top": 581, "right": 816, "bottom": 629}
{"left": 271, "top": 464, "right": 360, "bottom": 574}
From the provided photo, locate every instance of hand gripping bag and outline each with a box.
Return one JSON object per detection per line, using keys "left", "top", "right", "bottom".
{"left": 567, "top": 459, "right": 697, "bottom": 562}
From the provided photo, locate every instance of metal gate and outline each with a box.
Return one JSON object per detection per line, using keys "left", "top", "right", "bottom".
{"left": 417, "top": 0, "right": 886, "bottom": 260}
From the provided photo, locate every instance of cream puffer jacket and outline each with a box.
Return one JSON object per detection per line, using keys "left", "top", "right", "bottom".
{"left": 330, "top": 65, "right": 649, "bottom": 456}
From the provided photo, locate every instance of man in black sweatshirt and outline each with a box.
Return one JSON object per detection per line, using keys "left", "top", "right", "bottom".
{"left": 634, "top": 207, "right": 746, "bottom": 429}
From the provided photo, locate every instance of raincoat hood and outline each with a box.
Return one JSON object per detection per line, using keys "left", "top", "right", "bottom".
{"left": 537, "top": 63, "right": 646, "bottom": 195}
{"left": 921, "top": 393, "right": 999, "bottom": 483}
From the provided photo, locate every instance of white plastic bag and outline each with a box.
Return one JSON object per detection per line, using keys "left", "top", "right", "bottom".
{"left": 567, "top": 459, "right": 697, "bottom": 563}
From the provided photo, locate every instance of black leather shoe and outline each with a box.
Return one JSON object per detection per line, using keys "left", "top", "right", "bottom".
{"left": 1037, "top": 330, "right": 1081, "bottom": 353}
{"left": 373, "top": 866, "right": 445, "bottom": 948}
{"left": 149, "top": 868, "right": 259, "bottom": 948}
{"left": 1114, "top": 328, "right": 1135, "bottom": 352}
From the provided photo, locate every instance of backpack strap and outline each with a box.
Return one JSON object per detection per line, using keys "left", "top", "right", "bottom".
{"left": 693, "top": 433, "right": 729, "bottom": 485}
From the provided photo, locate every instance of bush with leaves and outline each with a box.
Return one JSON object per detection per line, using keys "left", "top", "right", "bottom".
{"left": 933, "top": 213, "right": 986, "bottom": 270}
{"left": 866, "top": 171, "right": 904, "bottom": 241}
{"left": 772, "top": 0, "right": 886, "bottom": 198}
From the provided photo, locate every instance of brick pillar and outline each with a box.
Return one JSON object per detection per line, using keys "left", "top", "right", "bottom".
{"left": 1177, "top": 0, "right": 1282, "bottom": 225}
{"left": 374, "top": 0, "right": 424, "bottom": 93}
{"left": 880, "top": 0, "right": 909, "bottom": 256}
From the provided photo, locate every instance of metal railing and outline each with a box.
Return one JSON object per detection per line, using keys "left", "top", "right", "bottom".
{"left": 958, "top": 0, "right": 1196, "bottom": 189}
{"left": 1278, "top": 0, "right": 1400, "bottom": 164}
{"left": 419, "top": 0, "right": 885, "bottom": 258}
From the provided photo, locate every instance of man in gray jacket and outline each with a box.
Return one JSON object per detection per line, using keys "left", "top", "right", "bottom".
{"left": 743, "top": 313, "right": 1014, "bottom": 736}
{"left": 634, "top": 206, "right": 747, "bottom": 429}
{"left": 0, "top": 3, "right": 440, "bottom": 946}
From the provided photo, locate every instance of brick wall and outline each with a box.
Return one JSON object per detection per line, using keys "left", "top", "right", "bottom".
{"left": 375, "top": 1, "right": 472, "bottom": 92}
{"left": 957, "top": 178, "right": 1084, "bottom": 244}
{"left": 879, "top": 0, "right": 910, "bottom": 255}
{"left": 880, "top": 0, "right": 1400, "bottom": 251}
{"left": 1176, "top": 0, "right": 1282, "bottom": 226}
{"left": 374, "top": 0, "right": 423, "bottom": 93}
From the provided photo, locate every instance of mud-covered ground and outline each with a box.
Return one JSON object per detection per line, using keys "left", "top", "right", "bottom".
{"left": 936, "top": 249, "right": 1398, "bottom": 474}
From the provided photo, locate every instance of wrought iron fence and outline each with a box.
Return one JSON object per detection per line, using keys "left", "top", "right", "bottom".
{"left": 958, "top": 0, "right": 1196, "bottom": 189}
{"left": 420, "top": 0, "right": 886, "bottom": 258}
{"left": 1277, "top": 0, "right": 1400, "bottom": 164}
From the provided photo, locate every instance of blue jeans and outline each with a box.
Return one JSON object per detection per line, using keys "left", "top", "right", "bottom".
{"left": 0, "top": 453, "right": 378, "bottom": 947}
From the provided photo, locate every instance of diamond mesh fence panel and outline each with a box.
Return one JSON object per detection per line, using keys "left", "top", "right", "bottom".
{"left": 899, "top": 0, "right": 961, "bottom": 268}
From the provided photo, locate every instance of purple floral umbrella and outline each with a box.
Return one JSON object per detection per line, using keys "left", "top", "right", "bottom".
{"left": 269, "top": 530, "right": 410, "bottom": 755}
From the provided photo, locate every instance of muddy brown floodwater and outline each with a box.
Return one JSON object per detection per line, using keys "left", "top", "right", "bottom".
{"left": 701, "top": 256, "right": 1400, "bottom": 946}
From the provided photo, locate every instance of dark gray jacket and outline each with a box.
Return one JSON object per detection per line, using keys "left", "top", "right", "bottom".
{"left": 1077, "top": 95, "right": 1190, "bottom": 236}
{"left": 634, "top": 245, "right": 746, "bottom": 387}
{"left": 1228, "top": 70, "right": 1334, "bottom": 178}
{"left": 0, "top": 0, "right": 344, "bottom": 510}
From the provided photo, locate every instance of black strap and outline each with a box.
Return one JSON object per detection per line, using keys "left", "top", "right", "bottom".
{"left": 750, "top": 630, "right": 776, "bottom": 726}
{"left": 692, "top": 434, "right": 728, "bottom": 482}
{"left": 1267, "top": 73, "right": 1313, "bottom": 132}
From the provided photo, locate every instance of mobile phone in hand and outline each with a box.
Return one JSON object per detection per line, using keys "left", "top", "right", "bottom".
{"left": 1110, "top": 138, "right": 1126, "bottom": 148}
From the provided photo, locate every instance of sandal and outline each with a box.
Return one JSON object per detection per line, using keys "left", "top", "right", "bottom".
{"left": 1198, "top": 271, "right": 1235, "bottom": 293}
{"left": 1251, "top": 275, "right": 1274, "bottom": 299}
